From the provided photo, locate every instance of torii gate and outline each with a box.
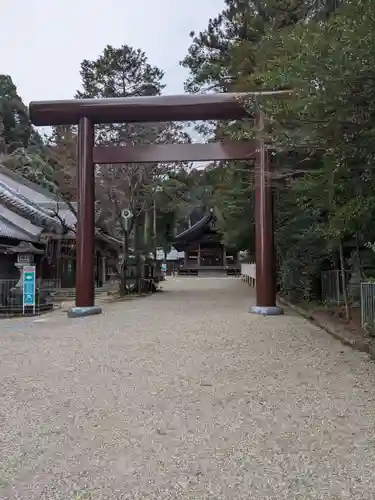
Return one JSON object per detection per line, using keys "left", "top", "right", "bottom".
{"left": 29, "top": 91, "right": 287, "bottom": 317}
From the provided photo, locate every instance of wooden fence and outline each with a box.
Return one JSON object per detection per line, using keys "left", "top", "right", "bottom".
{"left": 240, "top": 263, "right": 256, "bottom": 288}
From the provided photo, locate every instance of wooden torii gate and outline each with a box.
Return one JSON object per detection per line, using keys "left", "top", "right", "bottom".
{"left": 29, "top": 92, "right": 286, "bottom": 317}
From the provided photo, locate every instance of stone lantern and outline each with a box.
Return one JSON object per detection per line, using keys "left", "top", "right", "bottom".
{"left": 7, "top": 242, "right": 44, "bottom": 307}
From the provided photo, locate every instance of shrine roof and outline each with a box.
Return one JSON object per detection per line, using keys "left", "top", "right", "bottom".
{"left": 0, "top": 164, "right": 121, "bottom": 248}
{"left": 0, "top": 215, "right": 39, "bottom": 241}
{"left": 0, "top": 164, "right": 73, "bottom": 242}
{"left": 173, "top": 211, "right": 217, "bottom": 251}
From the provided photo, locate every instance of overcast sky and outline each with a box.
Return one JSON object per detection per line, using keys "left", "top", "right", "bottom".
{"left": 2, "top": 0, "right": 223, "bottom": 105}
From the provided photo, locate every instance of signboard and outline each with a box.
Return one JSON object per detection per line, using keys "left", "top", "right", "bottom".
{"left": 23, "top": 265, "right": 36, "bottom": 312}
{"left": 161, "top": 263, "right": 167, "bottom": 273}
{"left": 17, "top": 253, "right": 33, "bottom": 264}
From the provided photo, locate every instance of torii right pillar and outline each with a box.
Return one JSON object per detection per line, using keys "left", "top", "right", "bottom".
{"left": 250, "top": 110, "right": 283, "bottom": 316}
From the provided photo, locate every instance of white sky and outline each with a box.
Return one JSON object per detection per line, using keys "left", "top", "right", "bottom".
{"left": 2, "top": 0, "right": 223, "bottom": 104}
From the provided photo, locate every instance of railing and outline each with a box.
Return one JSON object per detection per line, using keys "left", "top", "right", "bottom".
{"left": 321, "top": 270, "right": 360, "bottom": 306}
{"left": 361, "top": 282, "right": 375, "bottom": 334}
{"left": 241, "top": 262, "right": 256, "bottom": 287}
{"left": 240, "top": 265, "right": 375, "bottom": 336}
{"left": 0, "top": 279, "right": 61, "bottom": 316}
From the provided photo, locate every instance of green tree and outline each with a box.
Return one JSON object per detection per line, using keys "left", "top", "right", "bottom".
{"left": 0, "top": 74, "right": 54, "bottom": 189}
{"left": 181, "top": 0, "right": 327, "bottom": 95}
{"left": 76, "top": 44, "right": 166, "bottom": 145}
{"left": 181, "top": 0, "right": 363, "bottom": 305}
{"left": 76, "top": 44, "right": 189, "bottom": 293}
{"left": 260, "top": 0, "right": 375, "bottom": 233}
{"left": 0, "top": 75, "right": 31, "bottom": 153}
{"left": 248, "top": 0, "right": 375, "bottom": 303}
{"left": 181, "top": 0, "right": 312, "bottom": 253}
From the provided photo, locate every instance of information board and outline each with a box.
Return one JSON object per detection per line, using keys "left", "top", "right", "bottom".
{"left": 23, "top": 265, "right": 36, "bottom": 312}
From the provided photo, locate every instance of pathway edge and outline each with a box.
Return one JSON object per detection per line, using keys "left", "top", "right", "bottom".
{"left": 278, "top": 296, "right": 375, "bottom": 360}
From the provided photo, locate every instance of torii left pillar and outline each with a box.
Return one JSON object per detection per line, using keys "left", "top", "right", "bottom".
{"left": 250, "top": 110, "right": 283, "bottom": 316}
{"left": 68, "top": 117, "right": 102, "bottom": 318}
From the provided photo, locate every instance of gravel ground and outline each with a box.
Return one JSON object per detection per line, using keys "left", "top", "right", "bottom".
{"left": 0, "top": 277, "right": 375, "bottom": 500}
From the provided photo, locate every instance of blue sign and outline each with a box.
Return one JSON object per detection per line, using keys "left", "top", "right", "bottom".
{"left": 23, "top": 266, "right": 36, "bottom": 308}
{"left": 161, "top": 263, "right": 167, "bottom": 272}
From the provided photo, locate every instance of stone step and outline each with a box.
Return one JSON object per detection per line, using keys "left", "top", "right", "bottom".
{"left": 53, "top": 288, "right": 113, "bottom": 300}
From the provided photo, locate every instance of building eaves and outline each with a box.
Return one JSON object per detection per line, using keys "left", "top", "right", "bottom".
{"left": 0, "top": 162, "right": 59, "bottom": 201}
{"left": 0, "top": 181, "right": 63, "bottom": 233}
{"left": 0, "top": 164, "right": 122, "bottom": 246}
{"left": 0, "top": 214, "right": 40, "bottom": 242}
{"left": 174, "top": 213, "right": 213, "bottom": 243}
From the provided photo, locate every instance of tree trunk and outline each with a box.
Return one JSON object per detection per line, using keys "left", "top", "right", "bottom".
{"left": 163, "top": 245, "right": 170, "bottom": 277}
{"left": 356, "top": 231, "right": 363, "bottom": 279}
{"left": 153, "top": 199, "right": 157, "bottom": 256}
{"left": 133, "top": 218, "right": 143, "bottom": 293}
{"left": 144, "top": 209, "right": 149, "bottom": 249}
{"left": 119, "top": 230, "right": 129, "bottom": 296}
{"left": 339, "top": 240, "right": 351, "bottom": 321}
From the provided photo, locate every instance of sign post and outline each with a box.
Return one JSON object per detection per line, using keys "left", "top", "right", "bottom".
{"left": 23, "top": 265, "right": 36, "bottom": 314}
{"left": 161, "top": 262, "right": 167, "bottom": 280}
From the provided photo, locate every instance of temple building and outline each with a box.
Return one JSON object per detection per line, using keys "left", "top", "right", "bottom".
{"left": 0, "top": 164, "right": 119, "bottom": 311}
{"left": 173, "top": 208, "right": 239, "bottom": 276}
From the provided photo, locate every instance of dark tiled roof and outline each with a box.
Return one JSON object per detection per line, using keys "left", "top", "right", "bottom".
{"left": 173, "top": 210, "right": 217, "bottom": 252}
{"left": 174, "top": 213, "right": 213, "bottom": 242}
{"left": 0, "top": 216, "right": 38, "bottom": 241}
{"left": 0, "top": 164, "right": 121, "bottom": 247}
{"left": 0, "top": 180, "right": 63, "bottom": 233}
{"left": 0, "top": 164, "right": 72, "bottom": 241}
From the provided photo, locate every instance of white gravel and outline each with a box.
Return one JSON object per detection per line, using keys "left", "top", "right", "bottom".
{"left": 0, "top": 277, "right": 375, "bottom": 499}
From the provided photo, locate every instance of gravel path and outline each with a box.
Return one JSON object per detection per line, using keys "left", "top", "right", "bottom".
{"left": 0, "top": 277, "right": 375, "bottom": 499}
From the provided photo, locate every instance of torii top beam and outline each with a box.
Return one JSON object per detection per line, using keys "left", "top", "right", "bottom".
{"left": 29, "top": 90, "right": 292, "bottom": 126}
